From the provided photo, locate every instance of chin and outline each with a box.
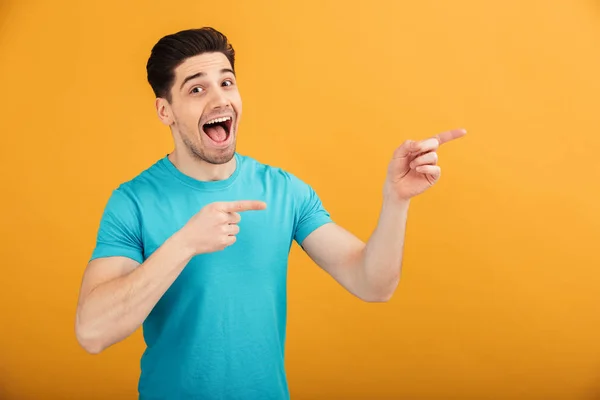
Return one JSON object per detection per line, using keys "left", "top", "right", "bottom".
{"left": 205, "top": 149, "right": 236, "bottom": 165}
{"left": 190, "top": 142, "right": 236, "bottom": 165}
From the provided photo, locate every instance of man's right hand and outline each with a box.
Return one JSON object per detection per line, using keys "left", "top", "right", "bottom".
{"left": 178, "top": 200, "right": 267, "bottom": 255}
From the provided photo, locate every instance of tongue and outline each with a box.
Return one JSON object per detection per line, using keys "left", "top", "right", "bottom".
{"left": 205, "top": 124, "right": 227, "bottom": 142}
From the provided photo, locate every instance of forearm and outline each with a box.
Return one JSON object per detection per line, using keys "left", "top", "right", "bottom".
{"left": 76, "top": 232, "right": 194, "bottom": 353}
{"left": 360, "top": 195, "right": 410, "bottom": 301}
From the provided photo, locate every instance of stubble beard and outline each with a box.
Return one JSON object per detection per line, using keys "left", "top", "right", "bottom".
{"left": 181, "top": 123, "right": 236, "bottom": 165}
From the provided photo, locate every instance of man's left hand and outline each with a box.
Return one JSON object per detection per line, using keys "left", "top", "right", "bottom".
{"left": 384, "top": 128, "right": 467, "bottom": 202}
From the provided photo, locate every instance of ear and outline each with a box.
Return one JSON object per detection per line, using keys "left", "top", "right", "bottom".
{"left": 155, "top": 98, "right": 174, "bottom": 126}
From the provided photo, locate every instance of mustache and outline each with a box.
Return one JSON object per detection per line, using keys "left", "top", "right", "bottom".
{"left": 198, "top": 110, "right": 237, "bottom": 126}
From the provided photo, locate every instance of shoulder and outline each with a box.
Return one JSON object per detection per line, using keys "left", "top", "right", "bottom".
{"left": 237, "top": 153, "right": 311, "bottom": 191}
{"left": 100, "top": 156, "right": 171, "bottom": 215}
{"left": 110, "top": 156, "right": 171, "bottom": 200}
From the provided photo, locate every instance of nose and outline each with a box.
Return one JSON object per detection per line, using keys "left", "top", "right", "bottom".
{"left": 207, "top": 87, "right": 230, "bottom": 110}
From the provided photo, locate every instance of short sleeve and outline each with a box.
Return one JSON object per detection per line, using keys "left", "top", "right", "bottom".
{"left": 90, "top": 188, "right": 144, "bottom": 264}
{"left": 292, "top": 176, "right": 333, "bottom": 245}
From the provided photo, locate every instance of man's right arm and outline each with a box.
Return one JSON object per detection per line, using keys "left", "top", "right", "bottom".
{"left": 75, "top": 230, "right": 193, "bottom": 354}
{"left": 75, "top": 198, "right": 267, "bottom": 354}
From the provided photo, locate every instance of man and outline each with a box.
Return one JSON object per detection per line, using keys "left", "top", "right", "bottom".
{"left": 75, "top": 27, "right": 466, "bottom": 399}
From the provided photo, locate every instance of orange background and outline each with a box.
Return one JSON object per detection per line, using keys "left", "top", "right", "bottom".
{"left": 1, "top": 0, "right": 600, "bottom": 399}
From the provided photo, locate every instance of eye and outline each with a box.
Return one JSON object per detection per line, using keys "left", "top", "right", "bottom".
{"left": 222, "top": 79, "right": 234, "bottom": 87}
{"left": 190, "top": 86, "right": 204, "bottom": 94}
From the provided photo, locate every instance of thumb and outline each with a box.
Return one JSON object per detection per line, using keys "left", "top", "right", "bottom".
{"left": 392, "top": 140, "right": 418, "bottom": 159}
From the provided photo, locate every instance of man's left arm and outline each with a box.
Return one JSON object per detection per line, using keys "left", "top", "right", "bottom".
{"left": 301, "top": 128, "right": 467, "bottom": 302}
{"left": 301, "top": 197, "right": 409, "bottom": 302}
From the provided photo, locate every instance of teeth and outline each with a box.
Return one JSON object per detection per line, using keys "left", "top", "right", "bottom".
{"left": 206, "top": 116, "right": 231, "bottom": 125}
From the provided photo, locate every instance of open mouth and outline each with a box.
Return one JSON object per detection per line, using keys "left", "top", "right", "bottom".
{"left": 202, "top": 116, "right": 233, "bottom": 145}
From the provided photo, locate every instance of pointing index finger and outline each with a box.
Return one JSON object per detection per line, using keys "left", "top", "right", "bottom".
{"left": 434, "top": 128, "right": 467, "bottom": 145}
{"left": 219, "top": 200, "right": 267, "bottom": 213}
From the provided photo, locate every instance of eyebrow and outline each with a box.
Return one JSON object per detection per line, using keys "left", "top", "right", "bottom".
{"left": 180, "top": 68, "right": 235, "bottom": 90}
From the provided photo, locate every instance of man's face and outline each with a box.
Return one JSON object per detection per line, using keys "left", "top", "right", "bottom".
{"left": 162, "top": 52, "right": 242, "bottom": 165}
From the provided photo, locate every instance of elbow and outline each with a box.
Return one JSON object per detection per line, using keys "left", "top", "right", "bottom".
{"left": 76, "top": 329, "right": 105, "bottom": 354}
{"left": 360, "top": 276, "right": 400, "bottom": 303}
{"left": 359, "top": 286, "right": 396, "bottom": 302}
{"left": 361, "top": 291, "right": 394, "bottom": 303}
{"left": 80, "top": 340, "right": 105, "bottom": 355}
{"left": 76, "top": 332, "right": 105, "bottom": 355}
{"left": 81, "top": 344, "right": 104, "bottom": 355}
{"left": 75, "top": 318, "right": 106, "bottom": 355}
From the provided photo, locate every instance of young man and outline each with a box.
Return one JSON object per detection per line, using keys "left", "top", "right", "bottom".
{"left": 75, "top": 27, "right": 466, "bottom": 399}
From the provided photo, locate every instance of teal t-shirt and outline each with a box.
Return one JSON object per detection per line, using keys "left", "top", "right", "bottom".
{"left": 90, "top": 152, "right": 332, "bottom": 399}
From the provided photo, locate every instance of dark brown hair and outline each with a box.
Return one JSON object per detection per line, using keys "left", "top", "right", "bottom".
{"left": 146, "top": 27, "right": 235, "bottom": 102}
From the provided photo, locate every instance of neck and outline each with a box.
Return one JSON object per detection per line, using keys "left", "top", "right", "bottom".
{"left": 168, "top": 149, "right": 237, "bottom": 182}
